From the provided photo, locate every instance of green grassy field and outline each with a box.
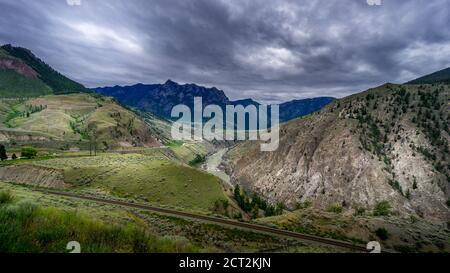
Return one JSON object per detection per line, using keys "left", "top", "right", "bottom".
{"left": 32, "top": 153, "right": 227, "bottom": 213}
{"left": 168, "top": 141, "right": 209, "bottom": 163}
{"left": 0, "top": 182, "right": 335, "bottom": 253}
{"left": 0, "top": 69, "right": 52, "bottom": 98}
{"left": 0, "top": 188, "right": 199, "bottom": 253}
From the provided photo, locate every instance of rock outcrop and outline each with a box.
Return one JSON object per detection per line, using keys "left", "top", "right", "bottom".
{"left": 228, "top": 83, "right": 450, "bottom": 222}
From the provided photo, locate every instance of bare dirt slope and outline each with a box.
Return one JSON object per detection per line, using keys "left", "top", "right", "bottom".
{"left": 0, "top": 164, "right": 68, "bottom": 188}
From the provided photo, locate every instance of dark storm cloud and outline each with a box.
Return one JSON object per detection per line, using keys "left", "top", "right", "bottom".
{"left": 0, "top": 0, "right": 449, "bottom": 103}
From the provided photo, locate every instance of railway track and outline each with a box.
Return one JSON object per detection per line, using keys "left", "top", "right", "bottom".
{"left": 33, "top": 188, "right": 390, "bottom": 253}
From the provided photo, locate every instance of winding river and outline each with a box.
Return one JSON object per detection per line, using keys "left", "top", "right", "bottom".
{"left": 203, "top": 148, "right": 232, "bottom": 187}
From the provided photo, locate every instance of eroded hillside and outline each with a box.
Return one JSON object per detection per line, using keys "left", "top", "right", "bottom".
{"left": 228, "top": 83, "right": 450, "bottom": 222}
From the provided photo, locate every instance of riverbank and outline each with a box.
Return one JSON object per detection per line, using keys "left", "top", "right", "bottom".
{"left": 203, "top": 148, "right": 232, "bottom": 188}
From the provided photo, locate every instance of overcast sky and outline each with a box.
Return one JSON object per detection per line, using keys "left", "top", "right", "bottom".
{"left": 1, "top": 0, "right": 449, "bottom": 103}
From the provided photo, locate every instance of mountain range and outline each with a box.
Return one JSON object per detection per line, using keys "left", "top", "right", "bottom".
{"left": 1, "top": 43, "right": 449, "bottom": 221}
{"left": 0, "top": 42, "right": 337, "bottom": 125}
{"left": 94, "top": 82, "right": 335, "bottom": 122}
{"left": 1, "top": 44, "right": 450, "bottom": 252}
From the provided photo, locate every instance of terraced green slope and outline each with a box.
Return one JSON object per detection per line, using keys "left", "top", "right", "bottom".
{"left": 0, "top": 94, "right": 160, "bottom": 149}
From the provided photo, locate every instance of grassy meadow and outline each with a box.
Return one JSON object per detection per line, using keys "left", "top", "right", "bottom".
{"left": 0, "top": 188, "right": 200, "bottom": 253}
{"left": 30, "top": 153, "right": 227, "bottom": 213}
{"left": 0, "top": 182, "right": 334, "bottom": 253}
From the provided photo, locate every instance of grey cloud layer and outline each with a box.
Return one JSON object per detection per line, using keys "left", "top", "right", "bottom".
{"left": 0, "top": 0, "right": 449, "bottom": 103}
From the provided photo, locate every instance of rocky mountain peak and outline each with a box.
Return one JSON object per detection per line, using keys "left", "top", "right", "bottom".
{"left": 164, "top": 79, "right": 178, "bottom": 86}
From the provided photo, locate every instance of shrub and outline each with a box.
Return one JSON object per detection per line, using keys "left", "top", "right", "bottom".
{"left": 375, "top": 227, "right": 389, "bottom": 241}
{"left": 233, "top": 212, "right": 243, "bottom": 220}
{"left": 433, "top": 241, "right": 445, "bottom": 251}
{"left": 0, "top": 191, "right": 13, "bottom": 205}
{"left": 0, "top": 200, "right": 198, "bottom": 253}
{"left": 354, "top": 207, "right": 366, "bottom": 216}
{"left": 373, "top": 201, "right": 391, "bottom": 216}
{"left": 189, "top": 154, "right": 206, "bottom": 166}
{"left": 275, "top": 203, "right": 286, "bottom": 215}
{"left": 405, "top": 190, "right": 411, "bottom": 200}
{"left": 394, "top": 245, "right": 415, "bottom": 253}
{"left": 327, "top": 204, "right": 343, "bottom": 214}
{"left": 0, "top": 144, "right": 7, "bottom": 161}
{"left": 295, "top": 201, "right": 311, "bottom": 210}
{"left": 233, "top": 186, "right": 279, "bottom": 217}
{"left": 388, "top": 179, "right": 403, "bottom": 195}
{"left": 21, "top": 147, "right": 37, "bottom": 159}
{"left": 212, "top": 199, "right": 230, "bottom": 217}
